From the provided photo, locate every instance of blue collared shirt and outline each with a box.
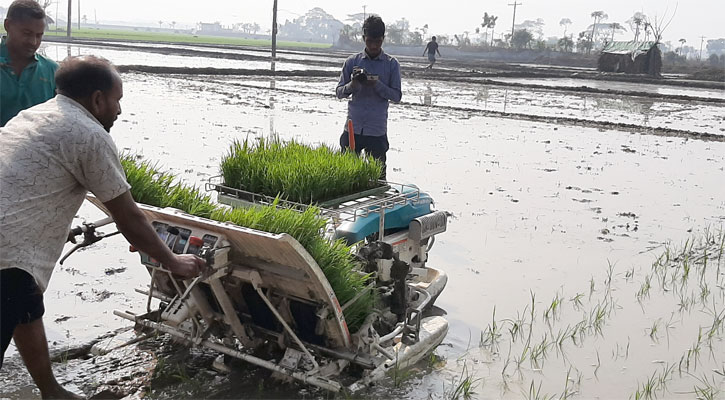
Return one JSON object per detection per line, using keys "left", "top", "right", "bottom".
{"left": 0, "top": 36, "right": 58, "bottom": 127}
{"left": 336, "top": 49, "right": 402, "bottom": 137}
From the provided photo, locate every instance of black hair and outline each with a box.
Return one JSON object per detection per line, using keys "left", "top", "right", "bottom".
{"left": 362, "top": 15, "right": 385, "bottom": 38}
{"left": 7, "top": 0, "right": 45, "bottom": 21}
{"left": 432, "top": 36, "right": 437, "bottom": 41}
{"left": 55, "top": 56, "right": 119, "bottom": 100}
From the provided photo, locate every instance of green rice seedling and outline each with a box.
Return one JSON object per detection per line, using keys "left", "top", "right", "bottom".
{"left": 632, "top": 370, "right": 658, "bottom": 400}
{"left": 570, "top": 293, "right": 584, "bottom": 311}
{"left": 705, "top": 306, "right": 725, "bottom": 340}
{"left": 442, "top": 363, "right": 479, "bottom": 399}
{"left": 689, "top": 373, "right": 721, "bottom": 400}
{"left": 504, "top": 308, "right": 527, "bottom": 343}
{"left": 390, "top": 354, "right": 414, "bottom": 388}
{"left": 427, "top": 352, "right": 446, "bottom": 369}
{"left": 479, "top": 306, "right": 502, "bottom": 350}
{"left": 515, "top": 332, "right": 532, "bottom": 370}
{"left": 657, "top": 363, "right": 675, "bottom": 392}
{"left": 543, "top": 292, "right": 562, "bottom": 324}
{"left": 648, "top": 318, "right": 661, "bottom": 342}
{"left": 220, "top": 137, "right": 383, "bottom": 204}
{"left": 529, "top": 290, "right": 537, "bottom": 324}
{"left": 526, "top": 380, "right": 554, "bottom": 400}
{"left": 605, "top": 261, "right": 615, "bottom": 290}
{"left": 446, "top": 364, "right": 481, "bottom": 400}
{"left": 561, "top": 366, "right": 579, "bottom": 399}
{"left": 590, "top": 302, "right": 608, "bottom": 337}
{"left": 699, "top": 281, "right": 711, "bottom": 305}
{"left": 589, "top": 277, "right": 596, "bottom": 300}
{"left": 637, "top": 274, "right": 652, "bottom": 301}
{"left": 529, "top": 333, "right": 549, "bottom": 369}
{"left": 121, "top": 155, "right": 375, "bottom": 332}
{"left": 677, "top": 291, "right": 696, "bottom": 313}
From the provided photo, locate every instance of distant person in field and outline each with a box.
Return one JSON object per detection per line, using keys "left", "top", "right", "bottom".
{"left": 335, "top": 15, "right": 402, "bottom": 180}
{"left": 423, "top": 36, "right": 441, "bottom": 69}
{"left": 1, "top": 0, "right": 57, "bottom": 126}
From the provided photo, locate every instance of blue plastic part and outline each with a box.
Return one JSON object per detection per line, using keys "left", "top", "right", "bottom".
{"left": 334, "top": 190, "right": 434, "bottom": 244}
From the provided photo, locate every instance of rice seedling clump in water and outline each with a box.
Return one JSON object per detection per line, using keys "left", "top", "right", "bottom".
{"left": 120, "top": 154, "right": 375, "bottom": 331}
{"left": 220, "top": 137, "right": 383, "bottom": 204}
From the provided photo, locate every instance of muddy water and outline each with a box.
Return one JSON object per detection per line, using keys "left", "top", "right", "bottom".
{"left": 206, "top": 76, "right": 725, "bottom": 136}
{"left": 487, "top": 76, "right": 725, "bottom": 100}
{"left": 41, "top": 43, "right": 341, "bottom": 72}
{"left": 2, "top": 44, "right": 725, "bottom": 399}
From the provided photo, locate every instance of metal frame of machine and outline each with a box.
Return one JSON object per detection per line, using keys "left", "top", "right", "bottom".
{"left": 79, "top": 179, "right": 450, "bottom": 392}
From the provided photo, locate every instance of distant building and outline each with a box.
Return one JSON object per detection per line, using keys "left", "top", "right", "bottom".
{"left": 199, "top": 22, "right": 223, "bottom": 33}
{"left": 598, "top": 41, "right": 662, "bottom": 77}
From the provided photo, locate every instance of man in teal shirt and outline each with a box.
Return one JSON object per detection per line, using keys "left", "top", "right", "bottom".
{"left": 1, "top": 0, "right": 57, "bottom": 127}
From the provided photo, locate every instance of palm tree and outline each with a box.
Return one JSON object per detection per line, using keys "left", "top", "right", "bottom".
{"left": 608, "top": 22, "right": 626, "bottom": 42}
{"left": 559, "top": 18, "right": 572, "bottom": 37}
{"left": 589, "top": 10, "right": 608, "bottom": 53}
{"left": 678, "top": 38, "right": 686, "bottom": 54}
{"left": 627, "top": 12, "right": 646, "bottom": 41}
{"left": 481, "top": 12, "right": 498, "bottom": 47}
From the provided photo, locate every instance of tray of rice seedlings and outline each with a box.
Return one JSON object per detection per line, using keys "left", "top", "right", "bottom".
{"left": 120, "top": 154, "right": 375, "bottom": 332}
{"left": 217, "top": 137, "right": 387, "bottom": 208}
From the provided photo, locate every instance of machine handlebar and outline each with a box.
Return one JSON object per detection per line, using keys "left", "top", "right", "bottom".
{"left": 61, "top": 217, "right": 120, "bottom": 264}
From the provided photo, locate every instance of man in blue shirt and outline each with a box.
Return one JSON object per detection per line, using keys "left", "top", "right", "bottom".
{"left": 1, "top": 0, "right": 58, "bottom": 127}
{"left": 336, "top": 15, "right": 402, "bottom": 180}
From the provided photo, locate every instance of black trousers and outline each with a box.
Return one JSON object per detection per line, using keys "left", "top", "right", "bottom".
{"left": 340, "top": 132, "right": 389, "bottom": 180}
{"left": 1, "top": 268, "right": 45, "bottom": 368}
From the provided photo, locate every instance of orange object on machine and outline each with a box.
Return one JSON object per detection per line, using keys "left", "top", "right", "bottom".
{"left": 347, "top": 119, "right": 356, "bottom": 151}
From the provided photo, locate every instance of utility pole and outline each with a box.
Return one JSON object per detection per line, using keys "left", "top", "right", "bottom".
{"left": 77, "top": 0, "right": 80, "bottom": 29}
{"left": 363, "top": 5, "right": 367, "bottom": 21}
{"left": 508, "top": 1, "right": 521, "bottom": 45}
{"left": 698, "top": 35, "right": 706, "bottom": 61}
{"left": 271, "top": 0, "right": 278, "bottom": 59}
{"left": 66, "top": 0, "right": 72, "bottom": 38}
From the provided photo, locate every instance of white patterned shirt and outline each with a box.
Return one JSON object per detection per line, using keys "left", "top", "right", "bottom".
{"left": 0, "top": 95, "right": 130, "bottom": 291}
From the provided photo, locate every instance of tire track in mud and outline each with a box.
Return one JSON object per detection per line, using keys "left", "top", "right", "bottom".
{"left": 160, "top": 74, "right": 725, "bottom": 143}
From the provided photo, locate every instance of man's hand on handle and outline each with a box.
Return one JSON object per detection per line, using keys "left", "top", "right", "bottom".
{"left": 166, "top": 254, "right": 206, "bottom": 279}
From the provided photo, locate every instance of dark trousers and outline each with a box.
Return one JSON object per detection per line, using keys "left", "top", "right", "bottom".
{"left": 1, "top": 268, "right": 45, "bottom": 368}
{"left": 340, "top": 132, "right": 389, "bottom": 180}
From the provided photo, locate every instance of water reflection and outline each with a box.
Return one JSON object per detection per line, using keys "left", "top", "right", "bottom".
{"left": 592, "top": 97, "right": 655, "bottom": 126}
{"left": 269, "top": 60, "right": 276, "bottom": 135}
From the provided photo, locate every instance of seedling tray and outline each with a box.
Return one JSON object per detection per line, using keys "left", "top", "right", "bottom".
{"left": 206, "top": 176, "right": 421, "bottom": 224}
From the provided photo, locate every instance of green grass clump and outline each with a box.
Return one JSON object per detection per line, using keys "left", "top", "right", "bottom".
{"left": 121, "top": 154, "right": 374, "bottom": 332}
{"left": 220, "top": 137, "right": 383, "bottom": 204}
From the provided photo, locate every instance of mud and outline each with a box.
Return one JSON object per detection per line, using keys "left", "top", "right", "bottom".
{"left": 2, "top": 40, "right": 725, "bottom": 399}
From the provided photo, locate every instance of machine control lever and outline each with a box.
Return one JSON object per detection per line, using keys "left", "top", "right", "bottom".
{"left": 61, "top": 217, "right": 120, "bottom": 264}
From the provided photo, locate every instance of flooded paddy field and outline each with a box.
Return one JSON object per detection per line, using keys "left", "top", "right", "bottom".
{"left": 2, "top": 42, "right": 724, "bottom": 399}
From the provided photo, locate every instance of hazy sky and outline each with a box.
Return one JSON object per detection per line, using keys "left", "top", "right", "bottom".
{"left": 2, "top": 0, "right": 722, "bottom": 49}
